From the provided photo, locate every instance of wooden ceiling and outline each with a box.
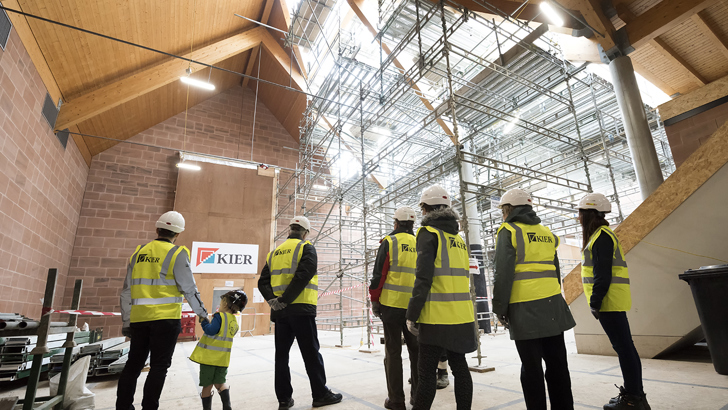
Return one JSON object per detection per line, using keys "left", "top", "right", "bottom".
{"left": 5, "top": 0, "right": 307, "bottom": 163}
{"left": 6, "top": 0, "right": 727, "bottom": 164}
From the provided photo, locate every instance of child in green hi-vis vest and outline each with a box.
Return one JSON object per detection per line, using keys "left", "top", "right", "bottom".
{"left": 190, "top": 290, "right": 247, "bottom": 410}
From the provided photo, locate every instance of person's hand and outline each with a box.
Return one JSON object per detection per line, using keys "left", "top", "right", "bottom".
{"left": 590, "top": 307, "right": 600, "bottom": 321}
{"left": 121, "top": 327, "right": 132, "bottom": 339}
{"left": 268, "top": 298, "right": 288, "bottom": 311}
{"left": 406, "top": 320, "right": 419, "bottom": 337}
{"left": 371, "top": 301, "right": 381, "bottom": 318}
{"left": 200, "top": 316, "right": 210, "bottom": 326}
{"left": 498, "top": 315, "right": 509, "bottom": 330}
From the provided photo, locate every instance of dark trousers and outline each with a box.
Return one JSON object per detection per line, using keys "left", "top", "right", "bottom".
{"left": 414, "top": 343, "right": 472, "bottom": 410}
{"left": 116, "top": 319, "right": 181, "bottom": 410}
{"left": 514, "top": 333, "right": 573, "bottom": 410}
{"left": 383, "top": 319, "right": 419, "bottom": 404}
{"left": 599, "top": 311, "right": 643, "bottom": 395}
{"left": 274, "top": 315, "right": 328, "bottom": 401}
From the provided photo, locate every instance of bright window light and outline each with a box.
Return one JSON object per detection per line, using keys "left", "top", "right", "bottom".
{"left": 180, "top": 76, "right": 215, "bottom": 91}
{"left": 176, "top": 162, "right": 201, "bottom": 171}
{"left": 332, "top": 151, "right": 359, "bottom": 180}
{"left": 540, "top": 1, "right": 564, "bottom": 27}
{"left": 503, "top": 113, "right": 520, "bottom": 134}
{"left": 313, "top": 184, "right": 329, "bottom": 190}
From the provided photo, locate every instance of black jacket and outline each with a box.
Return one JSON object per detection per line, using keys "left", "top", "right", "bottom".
{"left": 258, "top": 234, "right": 318, "bottom": 321}
{"left": 369, "top": 227, "right": 415, "bottom": 323}
{"left": 406, "top": 208, "right": 478, "bottom": 354}
{"left": 589, "top": 231, "right": 615, "bottom": 310}
{"left": 492, "top": 206, "right": 576, "bottom": 341}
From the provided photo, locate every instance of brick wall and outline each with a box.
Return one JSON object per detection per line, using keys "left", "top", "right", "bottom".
{"left": 66, "top": 86, "right": 300, "bottom": 337}
{"left": 665, "top": 102, "right": 728, "bottom": 167}
{"left": 0, "top": 30, "right": 89, "bottom": 316}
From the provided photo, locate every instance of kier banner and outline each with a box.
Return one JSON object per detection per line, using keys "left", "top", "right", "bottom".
{"left": 191, "top": 241, "right": 259, "bottom": 274}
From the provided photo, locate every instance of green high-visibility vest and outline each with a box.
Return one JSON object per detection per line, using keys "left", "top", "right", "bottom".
{"left": 379, "top": 232, "right": 417, "bottom": 309}
{"left": 417, "top": 226, "right": 474, "bottom": 325}
{"left": 496, "top": 222, "right": 561, "bottom": 303}
{"left": 129, "top": 241, "right": 187, "bottom": 323}
{"left": 267, "top": 238, "right": 318, "bottom": 305}
{"left": 581, "top": 226, "right": 631, "bottom": 312}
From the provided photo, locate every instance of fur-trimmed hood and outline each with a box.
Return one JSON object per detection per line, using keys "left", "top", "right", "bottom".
{"left": 421, "top": 207, "right": 460, "bottom": 235}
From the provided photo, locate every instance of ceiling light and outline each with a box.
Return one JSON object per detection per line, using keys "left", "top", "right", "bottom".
{"left": 176, "top": 162, "right": 201, "bottom": 171}
{"left": 540, "top": 1, "right": 564, "bottom": 27}
{"left": 180, "top": 75, "right": 215, "bottom": 90}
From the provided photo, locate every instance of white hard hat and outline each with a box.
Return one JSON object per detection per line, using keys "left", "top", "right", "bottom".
{"left": 498, "top": 188, "right": 532, "bottom": 208}
{"left": 156, "top": 211, "right": 185, "bottom": 233}
{"left": 290, "top": 216, "right": 311, "bottom": 231}
{"left": 577, "top": 193, "right": 611, "bottom": 213}
{"left": 420, "top": 185, "right": 451, "bottom": 207}
{"left": 394, "top": 206, "right": 417, "bottom": 222}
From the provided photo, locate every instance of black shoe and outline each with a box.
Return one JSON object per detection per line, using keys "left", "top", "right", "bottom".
{"left": 278, "top": 398, "right": 294, "bottom": 410}
{"left": 603, "top": 386, "right": 648, "bottom": 410}
{"left": 384, "top": 398, "right": 406, "bottom": 410}
{"left": 436, "top": 371, "right": 449, "bottom": 389}
{"left": 312, "top": 390, "right": 343, "bottom": 407}
{"left": 219, "top": 388, "right": 232, "bottom": 410}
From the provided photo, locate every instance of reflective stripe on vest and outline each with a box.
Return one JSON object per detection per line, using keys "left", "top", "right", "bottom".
{"left": 268, "top": 238, "right": 318, "bottom": 306}
{"left": 417, "top": 227, "right": 474, "bottom": 325}
{"left": 581, "top": 226, "right": 631, "bottom": 312}
{"left": 379, "top": 232, "right": 417, "bottom": 309}
{"left": 496, "top": 222, "right": 561, "bottom": 304}
{"left": 129, "top": 241, "right": 186, "bottom": 323}
{"left": 189, "top": 312, "right": 239, "bottom": 367}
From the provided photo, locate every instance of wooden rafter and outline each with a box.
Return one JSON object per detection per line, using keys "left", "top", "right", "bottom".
{"left": 691, "top": 13, "right": 728, "bottom": 62}
{"left": 55, "top": 27, "right": 267, "bottom": 132}
{"left": 242, "top": 0, "right": 277, "bottom": 88}
{"left": 650, "top": 38, "right": 707, "bottom": 87}
{"left": 444, "top": 0, "right": 585, "bottom": 30}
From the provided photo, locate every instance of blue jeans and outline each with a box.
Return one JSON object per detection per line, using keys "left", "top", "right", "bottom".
{"left": 599, "top": 311, "right": 643, "bottom": 395}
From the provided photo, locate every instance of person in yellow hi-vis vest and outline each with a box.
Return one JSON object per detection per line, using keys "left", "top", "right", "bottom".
{"left": 369, "top": 206, "right": 419, "bottom": 410}
{"left": 258, "top": 216, "right": 343, "bottom": 410}
{"left": 190, "top": 290, "right": 247, "bottom": 410}
{"left": 117, "top": 211, "right": 208, "bottom": 410}
{"left": 577, "top": 193, "right": 650, "bottom": 410}
{"left": 406, "top": 185, "right": 476, "bottom": 410}
{"left": 492, "top": 188, "right": 575, "bottom": 410}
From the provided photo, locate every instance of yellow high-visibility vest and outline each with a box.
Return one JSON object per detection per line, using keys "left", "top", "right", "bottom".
{"left": 189, "top": 312, "right": 239, "bottom": 367}
{"left": 496, "top": 222, "right": 561, "bottom": 304}
{"left": 581, "top": 226, "right": 631, "bottom": 312}
{"left": 380, "top": 232, "right": 417, "bottom": 309}
{"left": 129, "top": 241, "right": 187, "bottom": 323}
{"left": 267, "top": 238, "right": 318, "bottom": 305}
{"left": 417, "top": 226, "right": 474, "bottom": 325}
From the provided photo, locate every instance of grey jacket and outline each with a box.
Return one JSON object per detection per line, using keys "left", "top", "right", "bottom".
{"left": 492, "top": 207, "right": 576, "bottom": 341}
{"left": 406, "top": 207, "right": 478, "bottom": 354}
{"left": 120, "top": 239, "right": 207, "bottom": 327}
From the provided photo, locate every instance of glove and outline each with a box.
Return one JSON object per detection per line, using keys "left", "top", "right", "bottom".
{"left": 498, "top": 315, "right": 510, "bottom": 330}
{"left": 200, "top": 317, "right": 210, "bottom": 326}
{"left": 406, "top": 320, "right": 419, "bottom": 337}
{"left": 371, "top": 301, "right": 381, "bottom": 318}
{"left": 268, "top": 298, "right": 288, "bottom": 311}
{"left": 121, "top": 327, "right": 132, "bottom": 339}
{"left": 590, "top": 307, "right": 601, "bottom": 320}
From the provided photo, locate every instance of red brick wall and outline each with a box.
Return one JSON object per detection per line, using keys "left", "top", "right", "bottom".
{"left": 665, "top": 102, "right": 728, "bottom": 167}
{"left": 0, "top": 30, "right": 89, "bottom": 317}
{"left": 66, "top": 86, "right": 300, "bottom": 336}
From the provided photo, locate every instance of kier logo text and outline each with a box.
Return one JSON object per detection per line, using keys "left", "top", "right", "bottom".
{"left": 196, "top": 247, "right": 254, "bottom": 267}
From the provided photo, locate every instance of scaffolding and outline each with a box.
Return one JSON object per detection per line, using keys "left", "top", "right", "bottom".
{"left": 275, "top": 0, "right": 674, "bottom": 349}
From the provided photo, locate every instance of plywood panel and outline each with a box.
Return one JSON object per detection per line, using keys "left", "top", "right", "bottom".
{"left": 658, "top": 73, "right": 728, "bottom": 120}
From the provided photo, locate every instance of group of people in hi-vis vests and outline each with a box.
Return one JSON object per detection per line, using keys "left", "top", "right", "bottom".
{"left": 115, "top": 182, "right": 649, "bottom": 410}
{"left": 368, "top": 185, "right": 650, "bottom": 410}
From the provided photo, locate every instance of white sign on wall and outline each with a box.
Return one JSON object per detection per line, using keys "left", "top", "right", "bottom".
{"left": 191, "top": 241, "right": 259, "bottom": 274}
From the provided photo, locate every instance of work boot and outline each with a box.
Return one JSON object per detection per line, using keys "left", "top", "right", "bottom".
{"left": 201, "top": 393, "right": 213, "bottom": 410}
{"left": 278, "top": 398, "right": 294, "bottom": 410}
{"left": 384, "top": 398, "right": 406, "bottom": 410}
{"left": 312, "top": 389, "right": 343, "bottom": 407}
{"left": 603, "top": 386, "right": 648, "bottom": 410}
{"left": 436, "top": 369, "right": 449, "bottom": 389}
{"left": 219, "top": 388, "right": 232, "bottom": 410}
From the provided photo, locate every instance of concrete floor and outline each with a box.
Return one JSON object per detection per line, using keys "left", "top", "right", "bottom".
{"left": 2, "top": 329, "right": 727, "bottom": 409}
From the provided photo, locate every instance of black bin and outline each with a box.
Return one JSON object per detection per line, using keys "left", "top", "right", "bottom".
{"left": 679, "top": 264, "right": 728, "bottom": 375}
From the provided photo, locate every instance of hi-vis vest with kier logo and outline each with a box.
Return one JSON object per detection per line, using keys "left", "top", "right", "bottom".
{"left": 380, "top": 232, "right": 417, "bottom": 309}
{"left": 496, "top": 222, "right": 561, "bottom": 304}
{"left": 417, "top": 226, "right": 474, "bottom": 325}
{"left": 190, "top": 312, "right": 239, "bottom": 367}
{"left": 129, "top": 240, "right": 187, "bottom": 323}
{"left": 267, "top": 239, "right": 318, "bottom": 305}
